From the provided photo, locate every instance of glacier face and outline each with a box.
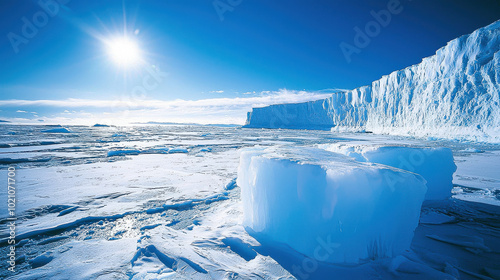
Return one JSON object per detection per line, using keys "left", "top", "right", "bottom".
{"left": 245, "top": 20, "right": 500, "bottom": 142}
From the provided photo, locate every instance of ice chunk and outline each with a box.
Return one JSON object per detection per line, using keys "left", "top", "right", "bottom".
{"left": 237, "top": 146, "right": 427, "bottom": 264}
{"left": 168, "top": 147, "right": 188, "bottom": 153}
{"left": 107, "top": 150, "right": 141, "bottom": 157}
{"left": 321, "top": 144, "right": 457, "bottom": 200}
{"left": 30, "top": 252, "right": 54, "bottom": 268}
{"left": 362, "top": 147, "right": 456, "bottom": 200}
{"left": 41, "top": 127, "right": 72, "bottom": 133}
{"left": 92, "top": 123, "right": 110, "bottom": 127}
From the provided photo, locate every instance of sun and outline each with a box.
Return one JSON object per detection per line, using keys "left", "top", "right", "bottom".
{"left": 106, "top": 37, "right": 141, "bottom": 66}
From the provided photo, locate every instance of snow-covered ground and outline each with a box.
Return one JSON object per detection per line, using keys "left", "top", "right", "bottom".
{"left": 0, "top": 124, "right": 499, "bottom": 279}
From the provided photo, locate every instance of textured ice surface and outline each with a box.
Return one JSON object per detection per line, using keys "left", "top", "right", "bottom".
{"left": 15, "top": 239, "right": 137, "bottom": 280}
{"left": 237, "top": 146, "right": 427, "bottom": 263}
{"left": 245, "top": 20, "right": 500, "bottom": 142}
{"left": 321, "top": 144, "right": 457, "bottom": 200}
{"left": 1, "top": 125, "right": 499, "bottom": 279}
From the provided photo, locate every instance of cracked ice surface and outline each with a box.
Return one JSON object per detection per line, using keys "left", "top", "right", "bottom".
{"left": 0, "top": 125, "right": 499, "bottom": 280}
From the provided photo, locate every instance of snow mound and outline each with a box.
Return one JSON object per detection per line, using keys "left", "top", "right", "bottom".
{"left": 237, "top": 146, "right": 427, "bottom": 264}
{"left": 321, "top": 144, "right": 457, "bottom": 200}
{"left": 41, "top": 127, "right": 72, "bottom": 133}
{"left": 245, "top": 20, "right": 500, "bottom": 142}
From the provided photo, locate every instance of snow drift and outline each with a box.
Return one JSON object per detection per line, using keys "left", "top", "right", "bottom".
{"left": 237, "top": 146, "right": 427, "bottom": 263}
{"left": 245, "top": 20, "right": 500, "bottom": 142}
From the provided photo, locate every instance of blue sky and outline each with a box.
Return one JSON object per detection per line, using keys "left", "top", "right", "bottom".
{"left": 1, "top": 0, "right": 500, "bottom": 124}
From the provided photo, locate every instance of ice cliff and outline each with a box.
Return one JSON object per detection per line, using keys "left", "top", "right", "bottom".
{"left": 245, "top": 20, "right": 500, "bottom": 142}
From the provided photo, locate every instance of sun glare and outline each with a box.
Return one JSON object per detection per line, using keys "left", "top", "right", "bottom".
{"left": 106, "top": 37, "right": 141, "bottom": 66}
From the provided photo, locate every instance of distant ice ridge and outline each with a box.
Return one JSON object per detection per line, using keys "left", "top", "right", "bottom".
{"left": 245, "top": 20, "right": 500, "bottom": 142}
{"left": 320, "top": 144, "right": 457, "bottom": 200}
{"left": 41, "top": 127, "right": 72, "bottom": 133}
{"left": 237, "top": 146, "right": 427, "bottom": 264}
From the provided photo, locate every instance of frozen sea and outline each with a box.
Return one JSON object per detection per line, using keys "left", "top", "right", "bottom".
{"left": 0, "top": 124, "right": 499, "bottom": 280}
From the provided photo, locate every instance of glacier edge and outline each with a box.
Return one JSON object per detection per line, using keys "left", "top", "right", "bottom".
{"left": 245, "top": 20, "right": 500, "bottom": 143}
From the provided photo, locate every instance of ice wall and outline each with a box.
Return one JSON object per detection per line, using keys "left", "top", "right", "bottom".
{"left": 237, "top": 146, "right": 427, "bottom": 263}
{"left": 245, "top": 20, "right": 500, "bottom": 142}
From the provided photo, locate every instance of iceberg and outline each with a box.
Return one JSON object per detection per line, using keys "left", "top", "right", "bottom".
{"left": 237, "top": 146, "right": 427, "bottom": 264}
{"left": 321, "top": 144, "right": 457, "bottom": 200}
{"left": 245, "top": 20, "right": 500, "bottom": 142}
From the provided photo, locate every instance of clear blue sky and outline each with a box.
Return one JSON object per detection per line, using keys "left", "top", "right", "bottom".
{"left": 1, "top": 0, "right": 499, "bottom": 124}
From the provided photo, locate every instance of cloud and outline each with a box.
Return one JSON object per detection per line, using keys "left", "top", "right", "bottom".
{"left": 209, "top": 90, "right": 224, "bottom": 93}
{"left": 16, "top": 110, "right": 28, "bottom": 113}
{"left": 0, "top": 89, "right": 334, "bottom": 125}
{"left": 1, "top": 89, "right": 331, "bottom": 109}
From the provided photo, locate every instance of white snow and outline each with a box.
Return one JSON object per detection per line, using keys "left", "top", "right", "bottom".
{"left": 15, "top": 239, "right": 137, "bottom": 280}
{"left": 245, "top": 20, "right": 500, "bottom": 143}
{"left": 320, "top": 144, "right": 457, "bottom": 200}
{"left": 237, "top": 146, "right": 427, "bottom": 263}
{"left": 453, "top": 150, "right": 500, "bottom": 190}
{"left": 0, "top": 152, "right": 236, "bottom": 240}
